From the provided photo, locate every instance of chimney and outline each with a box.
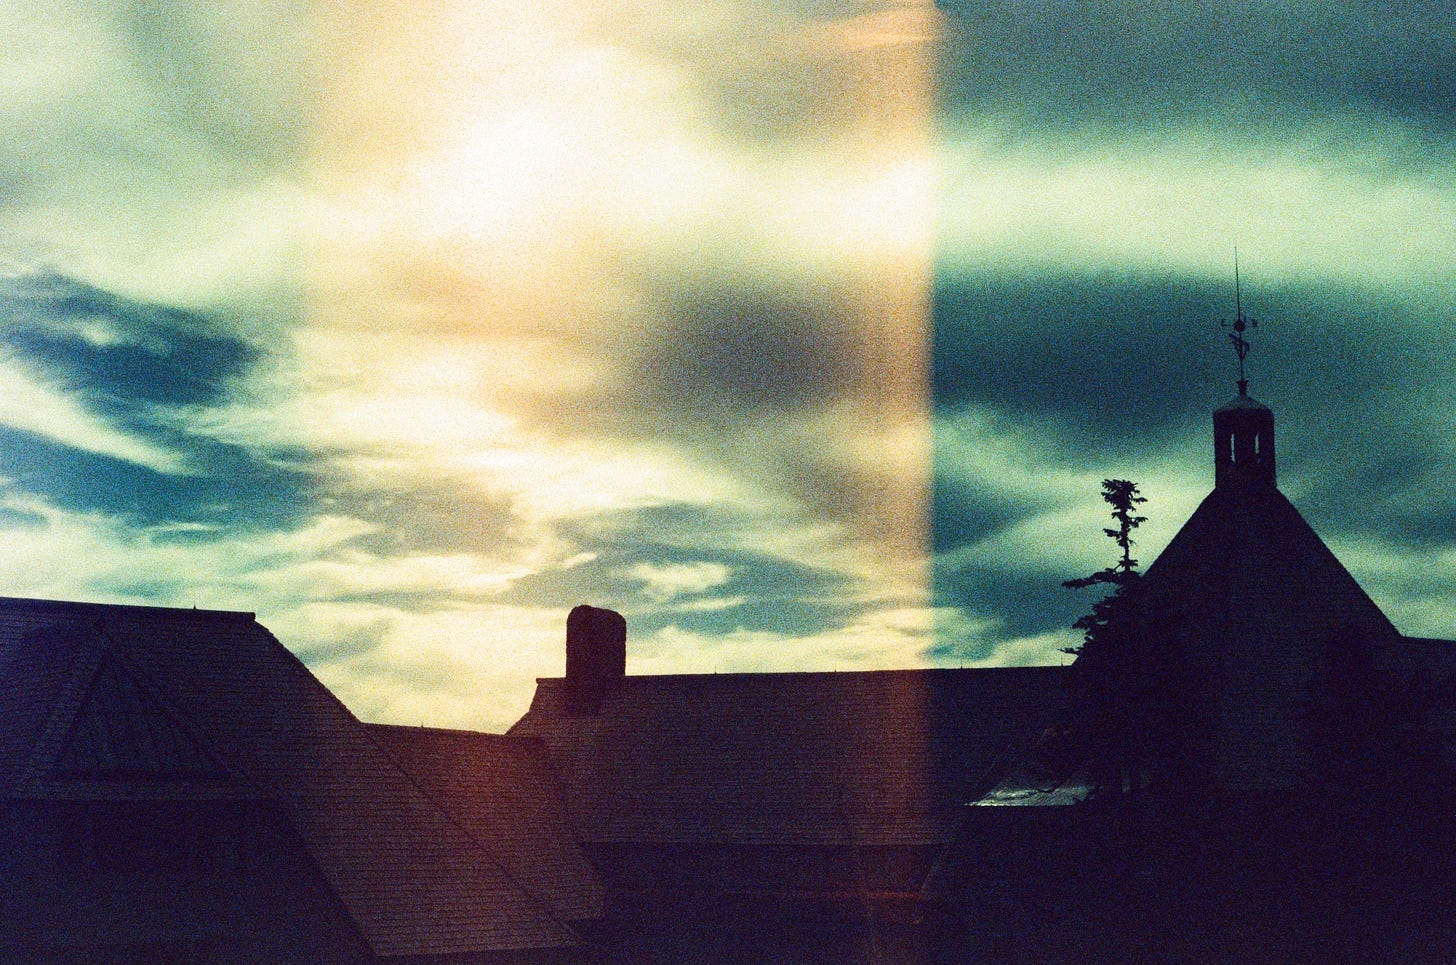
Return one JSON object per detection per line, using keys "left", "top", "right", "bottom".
{"left": 564, "top": 604, "right": 626, "bottom": 715}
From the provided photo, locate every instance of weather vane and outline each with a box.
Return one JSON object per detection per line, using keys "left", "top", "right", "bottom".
{"left": 1221, "top": 248, "right": 1257, "bottom": 396}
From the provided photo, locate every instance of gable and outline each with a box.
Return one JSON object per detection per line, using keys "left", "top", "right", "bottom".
{"left": 0, "top": 597, "right": 580, "bottom": 959}
{"left": 51, "top": 651, "right": 223, "bottom": 781}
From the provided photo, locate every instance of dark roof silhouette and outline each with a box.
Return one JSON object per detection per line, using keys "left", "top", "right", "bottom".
{"left": 510, "top": 666, "right": 1064, "bottom": 849}
{"left": 368, "top": 723, "right": 603, "bottom": 924}
{"left": 1138, "top": 480, "right": 1402, "bottom": 788}
{"left": 0, "top": 596, "right": 580, "bottom": 959}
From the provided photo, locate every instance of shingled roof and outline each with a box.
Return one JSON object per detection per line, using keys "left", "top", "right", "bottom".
{"left": 509, "top": 666, "right": 1065, "bottom": 848}
{"left": 0, "top": 597, "right": 579, "bottom": 960}
{"left": 1136, "top": 479, "right": 1403, "bottom": 789}
{"left": 368, "top": 723, "right": 603, "bottom": 924}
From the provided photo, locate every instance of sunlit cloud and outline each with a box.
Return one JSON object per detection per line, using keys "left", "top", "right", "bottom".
{"left": 940, "top": 126, "right": 1456, "bottom": 293}
{"left": 287, "top": 599, "right": 575, "bottom": 731}
{"left": 6, "top": 0, "right": 1455, "bottom": 735}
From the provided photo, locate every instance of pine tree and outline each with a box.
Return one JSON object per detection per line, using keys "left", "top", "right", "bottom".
{"left": 1063, "top": 479, "right": 1146, "bottom": 656}
{"left": 1063, "top": 479, "right": 1148, "bottom": 797}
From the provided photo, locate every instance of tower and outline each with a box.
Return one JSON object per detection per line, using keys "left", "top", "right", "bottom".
{"left": 1214, "top": 394, "right": 1275, "bottom": 488}
{"left": 1130, "top": 270, "right": 1401, "bottom": 789}
{"left": 1213, "top": 256, "right": 1275, "bottom": 488}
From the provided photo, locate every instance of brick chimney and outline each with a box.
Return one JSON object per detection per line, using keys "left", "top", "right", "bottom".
{"left": 564, "top": 604, "right": 626, "bottom": 716}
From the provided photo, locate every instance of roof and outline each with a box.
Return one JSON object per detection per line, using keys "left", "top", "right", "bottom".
{"left": 1387, "top": 636, "right": 1456, "bottom": 678}
{"left": 368, "top": 723, "right": 604, "bottom": 923}
{"left": 1136, "top": 483, "right": 1402, "bottom": 788}
{"left": 1215, "top": 393, "right": 1272, "bottom": 413}
{"left": 0, "top": 596, "right": 578, "bottom": 959}
{"left": 509, "top": 666, "right": 1066, "bottom": 847}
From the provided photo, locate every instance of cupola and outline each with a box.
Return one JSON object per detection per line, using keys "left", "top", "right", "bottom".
{"left": 1214, "top": 257, "right": 1273, "bottom": 487}
{"left": 1214, "top": 388, "right": 1275, "bottom": 488}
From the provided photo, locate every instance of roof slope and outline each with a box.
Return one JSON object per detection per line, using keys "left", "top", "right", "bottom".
{"left": 1137, "top": 484, "right": 1401, "bottom": 789}
{"left": 369, "top": 723, "right": 604, "bottom": 923}
{"left": 0, "top": 597, "right": 578, "bottom": 959}
{"left": 509, "top": 666, "right": 1065, "bottom": 847}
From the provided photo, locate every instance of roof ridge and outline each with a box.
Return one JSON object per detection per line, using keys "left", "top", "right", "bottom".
{"left": 0, "top": 595, "right": 254, "bottom": 621}
{"left": 532, "top": 665, "right": 1065, "bottom": 684}
{"left": 211, "top": 621, "right": 581, "bottom": 953}
{"left": 250, "top": 623, "right": 579, "bottom": 948}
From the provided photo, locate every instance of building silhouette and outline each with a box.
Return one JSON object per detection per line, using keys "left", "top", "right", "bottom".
{"left": 930, "top": 386, "right": 1456, "bottom": 963}
{"left": 3, "top": 387, "right": 1455, "bottom": 962}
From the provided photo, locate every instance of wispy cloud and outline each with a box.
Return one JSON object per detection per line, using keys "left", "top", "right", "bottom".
{"left": 5, "top": 0, "right": 1456, "bottom": 732}
{"left": 0, "top": 350, "right": 188, "bottom": 473}
{"left": 940, "top": 128, "right": 1456, "bottom": 291}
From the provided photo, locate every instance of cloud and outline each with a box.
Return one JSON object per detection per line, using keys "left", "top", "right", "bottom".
{"left": 0, "top": 482, "right": 581, "bottom": 730}
{"left": 10, "top": 0, "right": 1456, "bottom": 736}
{"left": 153, "top": 0, "right": 941, "bottom": 722}
{"left": 637, "top": 283, "right": 859, "bottom": 416}
{"left": 1324, "top": 534, "right": 1456, "bottom": 644}
{"left": 2, "top": 270, "right": 260, "bottom": 404}
{"left": 0, "top": 0, "right": 307, "bottom": 334}
{"left": 305, "top": 600, "right": 573, "bottom": 732}
{"left": 629, "top": 600, "right": 942, "bottom": 678}
{"left": 629, "top": 561, "right": 733, "bottom": 602}
{"left": 937, "top": 2, "right": 1456, "bottom": 140}
{"left": 940, "top": 130, "right": 1456, "bottom": 294}
{"left": 0, "top": 349, "right": 188, "bottom": 474}
{"left": 499, "top": 500, "right": 909, "bottom": 642}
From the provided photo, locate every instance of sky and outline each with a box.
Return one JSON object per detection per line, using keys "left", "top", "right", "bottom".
{"left": 0, "top": 1, "right": 1453, "bottom": 730}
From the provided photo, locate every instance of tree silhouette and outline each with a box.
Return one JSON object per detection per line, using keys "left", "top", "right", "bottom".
{"left": 1063, "top": 479, "right": 1146, "bottom": 656}
{"left": 1062, "top": 479, "right": 1148, "bottom": 797}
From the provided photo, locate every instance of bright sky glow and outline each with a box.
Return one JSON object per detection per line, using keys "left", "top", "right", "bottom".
{"left": 3, "top": 1, "right": 1455, "bottom": 730}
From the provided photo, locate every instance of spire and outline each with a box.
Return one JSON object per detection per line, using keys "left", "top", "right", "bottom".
{"left": 1213, "top": 252, "right": 1275, "bottom": 488}
{"left": 1224, "top": 248, "right": 1257, "bottom": 396}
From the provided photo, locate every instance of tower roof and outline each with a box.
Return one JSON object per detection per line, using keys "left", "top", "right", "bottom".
{"left": 1138, "top": 484, "right": 1400, "bottom": 789}
{"left": 1215, "top": 393, "right": 1271, "bottom": 414}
